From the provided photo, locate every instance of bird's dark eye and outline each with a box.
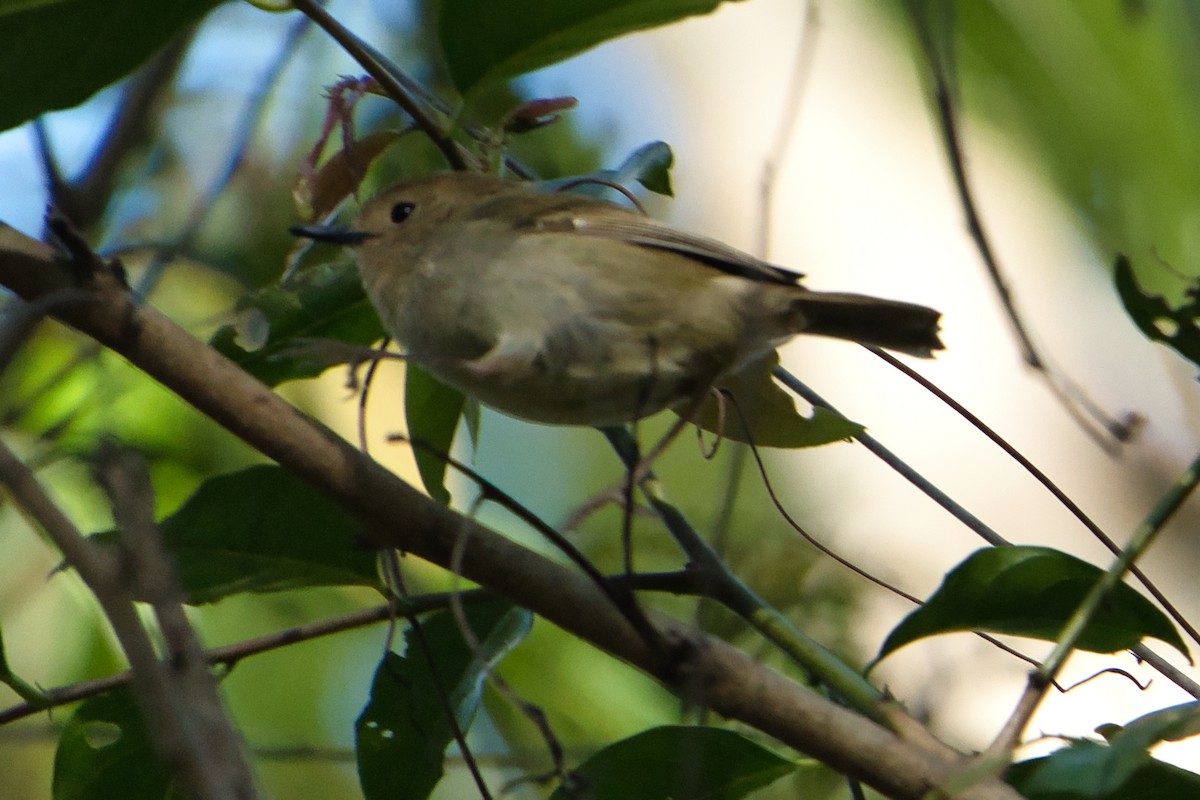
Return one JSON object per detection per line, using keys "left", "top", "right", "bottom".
{"left": 390, "top": 201, "right": 415, "bottom": 223}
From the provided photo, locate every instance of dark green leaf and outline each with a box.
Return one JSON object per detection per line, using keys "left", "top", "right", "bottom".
{"left": 549, "top": 725, "right": 794, "bottom": 800}
{"left": 405, "top": 364, "right": 465, "bottom": 506}
{"left": 438, "top": 0, "right": 739, "bottom": 95}
{"left": 1114, "top": 254, "right": 1200, "bottom": 370}
{"left": 0, "top": 0, "right": 222, "bottom": 133}
{"left": 1072, "top": 701, "right": 1200, "bottom": 793}
{"left": 210, "top": 260, "right": 385, "bottom": 387}
{"left": 875, "top": 546, "right": 1187, "bottom": 662}
{"left": 356, "top": 602, "right": 531, "bottom": 800}
{"left": 52, "top": 687, "right": 172, "bottom": 800}
{"left": 143, "top": 464, "right": 379, "bottom": 603}
{"left": 1113, "top": 701, "right": 1200, "bottom": 748}
{"left": 1008, "top": 743, "right": 1200, "bottom": 799}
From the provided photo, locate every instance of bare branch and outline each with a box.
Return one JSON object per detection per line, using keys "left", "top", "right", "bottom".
{"left": 95, "top": 444, "right": 258, "bottom": 800}
{"left": 0, "top": 439, "right": 257, "bottom": 800}
{"left": 0, "top": 591, "right": 494, "bottom": 726}
{"left": 38, "top": 35, "right": 191, "bottom": 231}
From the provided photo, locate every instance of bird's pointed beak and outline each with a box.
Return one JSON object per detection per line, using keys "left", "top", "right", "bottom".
{"left": 289, "top": 224, "right": 376, "bottom": 245}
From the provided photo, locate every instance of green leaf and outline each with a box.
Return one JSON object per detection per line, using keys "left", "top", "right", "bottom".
{"left": 404, "top": 364, "right": 465, "bottom": 506}
{"left": 356, "top": 601, "right": 531, "bottom": 800}
{"left": 1008, "top": 743, "right": 1200, "bottom": 799}
{"left": 621, "top": 140, "right": 674, "bottom": 197}
{"left": 539, "top": 141, "right": 676, "bottom": 201}
{"left": 438, "top": 0, "right": 740, "bottom": 96}
{"left": 875, "top": 546, "right": 1187, "bottom": 662}
{"left": 689, "top": 355, "right": 864, "bottom": 448}
{"left": 0, "top": 0, "right": 222, "bottom": 134}
{"left": 210, "top": 260, "right": 385, "bottom": 387}
{"left": 1114, "top": 254, "right": 1200, "bottom": 370}
{"left": 52, "top": 687, "right": 172, "bottom": 800}
{"left": 1063, "top": 701, "right": 1200, "bottom": 793}
{"left": 1112, "top": 701, "right": 1200, "bottom": 750}
{"left": 606, "top": 140, "right": 675, "bottom": 197}
{"left": 549, "top": 725, "right": 794, "bottom": 800}
{"left": 132, "top": 464, "right": 379, "bottom": 604}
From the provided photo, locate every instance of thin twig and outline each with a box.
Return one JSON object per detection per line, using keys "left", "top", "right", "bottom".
{"left": 329, "top": 31, "right": 541, "bottom": 179}
{"left": 987, "top": 448, "right": 1200, "bottom": 757}
{"left": 94, "top": 444, "right": 258, "bottom": 800}
{"left": 288, "top": 0, "right": 468, "bottom": 170}
{"left": 0, "top": 439, "right": 258, "bottom": 800}
{"left": 396, "top": 434, "right": 664, "bottom": 654}
{"left": 35, "top": 35, "right": 191, "bottom": 232}
{"left": 0, "top": 592, "right": 493, "bottom": 726}
{"left": 758, "top": 0, "right": 820, "bottom": 259}
{"left": 772, "top": 366, "right": 1006, "bottom": 545}
{"left": 443, "top": 569, "right": 571, "bottom": 793}
{"left": 778, "top": 363, "right": 1199, "bottom": 698}
{"left": 903, "top": 2, "right": 1132, "bottom": 449}
{"left": 136, "top": 12, "right": 313, "bottom": 294}
{"left": 353, "top": 342, "right": 494, "bottom": 799}
{"left": 390, "top": 568, "right": 496, "bottom": 800}
{"left": 724, "top": 387, "right": 1046, "bottom": 674}
{"left": 600, "top": 426, "right": 890, "bottom": 722}
{"left": 870, "top": 346, "right": 1200, "bottom": 650}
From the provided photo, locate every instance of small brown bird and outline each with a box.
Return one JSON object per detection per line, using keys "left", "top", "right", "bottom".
{"left": 292, "top": 172, "right": 942, "bottom": 441}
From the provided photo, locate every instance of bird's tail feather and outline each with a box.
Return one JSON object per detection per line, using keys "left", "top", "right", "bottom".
{"left": 791, "top": 291, "right": 944, "bottom": 357}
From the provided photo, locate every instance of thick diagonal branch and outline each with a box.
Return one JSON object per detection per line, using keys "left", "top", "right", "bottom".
{"left": 0, "top": 223, "right": 1022, "bottom": 800}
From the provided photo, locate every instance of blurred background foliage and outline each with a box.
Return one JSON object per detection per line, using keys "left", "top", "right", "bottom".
{"left": 905, "top": 0, "right": 1200, "bottom": 301}
{"left": 1, "top": 0, "right": 1199, "bottom": 798}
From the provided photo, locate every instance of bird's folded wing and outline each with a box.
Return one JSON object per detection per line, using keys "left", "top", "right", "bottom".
{"left": 534, "top": 212, "right": 803, "bottom": 286}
